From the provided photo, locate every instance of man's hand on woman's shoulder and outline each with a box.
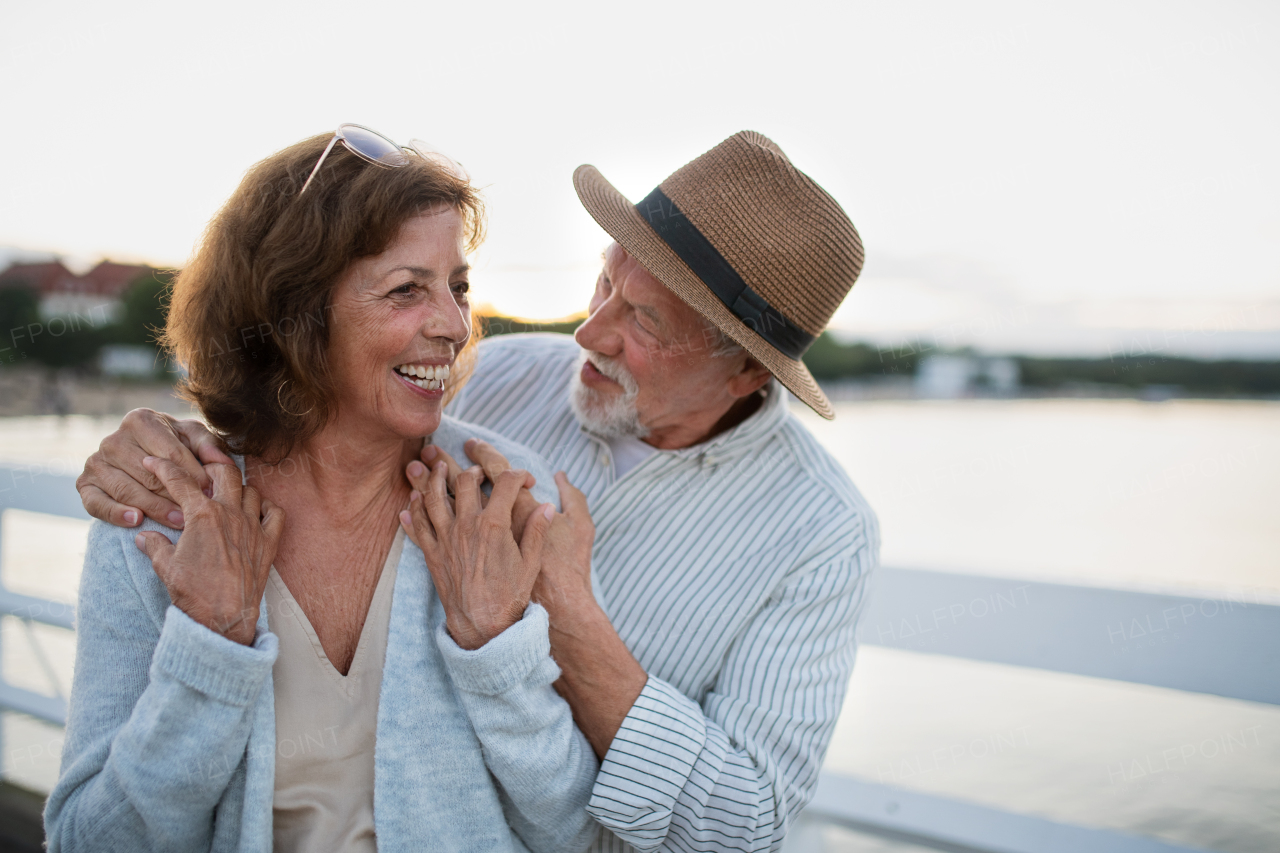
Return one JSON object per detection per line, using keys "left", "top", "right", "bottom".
{"left": 78, "top": 408, "right": 231, "bottom": 529}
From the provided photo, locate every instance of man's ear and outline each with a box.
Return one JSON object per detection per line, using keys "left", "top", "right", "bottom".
{"left": 726, "top": 356, "right": 773, "bottom": 399}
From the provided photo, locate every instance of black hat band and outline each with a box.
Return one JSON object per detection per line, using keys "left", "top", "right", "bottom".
{"left": 636, "top": 187, "right": 815, "bottom": 360}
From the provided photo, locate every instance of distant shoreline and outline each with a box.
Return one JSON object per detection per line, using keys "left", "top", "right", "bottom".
{"left": 1, "top": 366, "right": 1276, "bottom": 421}
{"left": 812, "top": 376, "right": 1280, "bottom": 403}
{"left": 0, "top": 368, "right": 195, "bottom": 419}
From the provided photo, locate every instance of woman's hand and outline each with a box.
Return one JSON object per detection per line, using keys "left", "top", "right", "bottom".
{"left": 409, "top": 441, "right": 598, "bottom": 623}
{"left": 411, "top": 441, "right": 543, "bottom": 539}
{"left": 401, "top": 459, "right": 555, "bottom": 650}
{"left": 134, "top": 457, "right": 285, "bottom": 646}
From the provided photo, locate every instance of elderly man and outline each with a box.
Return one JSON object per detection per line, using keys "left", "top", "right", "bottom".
{"left": 76, "top": 130, "right": 879, "bottom": 852}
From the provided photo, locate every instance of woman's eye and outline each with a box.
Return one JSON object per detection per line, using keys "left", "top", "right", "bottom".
{"left": 452, "top": 281, "right": 470, "bottom": 296}
{"left": 390, "top": 283, "right": 416, "bottom": 297}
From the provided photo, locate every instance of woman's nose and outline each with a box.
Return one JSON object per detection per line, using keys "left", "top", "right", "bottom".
{"left": 427, "top": 291, "right": 471, "bottom": 345}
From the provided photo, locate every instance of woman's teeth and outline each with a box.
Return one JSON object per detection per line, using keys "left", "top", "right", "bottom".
{"left": 395, "top": 363, "right": 450, "bottom": 391}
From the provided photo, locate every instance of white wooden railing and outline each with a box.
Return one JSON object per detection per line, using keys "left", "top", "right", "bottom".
{"left": 0, "top": 464, "right": 86, "bottom": 739}
{"left": 795, "top": 568, "right": 1280, "bottom": 852}
{"left": 2, "top": 463, "right": 1277, "bottom": 852}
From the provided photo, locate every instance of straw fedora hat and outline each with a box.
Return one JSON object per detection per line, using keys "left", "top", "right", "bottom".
{"left": 573, "top": 130, "right": 864, "bottom": 420}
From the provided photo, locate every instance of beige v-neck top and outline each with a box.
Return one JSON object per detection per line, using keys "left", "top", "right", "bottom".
{"left": 265, "top": 528, "right": 404, "bottom": 853}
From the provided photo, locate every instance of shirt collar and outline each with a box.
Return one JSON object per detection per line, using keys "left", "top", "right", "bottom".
{"left": 669, "top": 379, "right": 789, "bottom": 465}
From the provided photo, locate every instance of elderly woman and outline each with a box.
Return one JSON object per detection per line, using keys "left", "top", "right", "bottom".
{"left": 45, "top": 127, "right": 598, "bottom": 852}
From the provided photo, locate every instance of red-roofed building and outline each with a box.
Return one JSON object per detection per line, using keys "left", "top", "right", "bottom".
{"left": 0, "top": 259, "right": 152, "bottom": 322}
{"left": 0, "top": 261, "right": 79, "bottom": 294}
{"left": 80, "top": 261, "right": 153, "bottom": 297}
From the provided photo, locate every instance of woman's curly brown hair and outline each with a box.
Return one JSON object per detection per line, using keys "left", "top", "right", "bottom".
{"left": 161, "top": 132, "right": 485, "bottom": 461}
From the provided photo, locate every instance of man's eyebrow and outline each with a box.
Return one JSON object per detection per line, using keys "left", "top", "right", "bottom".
{"left": 634, "top": 302, "right": 666, "bottom": 332}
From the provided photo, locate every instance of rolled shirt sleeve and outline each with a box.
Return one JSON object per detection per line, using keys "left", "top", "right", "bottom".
{"left": 586, "top": 548, "right": 874, "bottom": 852}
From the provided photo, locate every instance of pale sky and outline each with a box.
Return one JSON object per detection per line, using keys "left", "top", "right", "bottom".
{"left": 2, "top": 0, "right": 1277, "bottom": 356}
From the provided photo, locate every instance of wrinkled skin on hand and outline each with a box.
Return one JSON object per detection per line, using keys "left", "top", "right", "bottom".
{"left": 134, "top": 456, "right": 284, "bottom": 646}
{"left": 399, "top": 455, "right": 555, "bottom": 650}
{"left": 404, "top": 440, "right": 597, "bottom": 620}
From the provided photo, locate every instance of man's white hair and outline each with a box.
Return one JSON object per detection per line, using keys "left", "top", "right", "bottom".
{"left": 705, "top": 321, "right": 744, "bottom": 359}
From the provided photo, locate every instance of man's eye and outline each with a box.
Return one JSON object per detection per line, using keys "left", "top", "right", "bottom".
{"left": 452, "top": 281, "right": 470, "bottom": 296}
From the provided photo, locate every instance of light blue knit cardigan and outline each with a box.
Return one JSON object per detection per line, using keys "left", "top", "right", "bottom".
{"left": 45, "top": 416, "right": 600, "bottom": 852}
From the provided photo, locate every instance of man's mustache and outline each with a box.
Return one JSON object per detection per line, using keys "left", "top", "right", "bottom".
{"left": 581, "top": 350, "right": 638, "bottom": 393}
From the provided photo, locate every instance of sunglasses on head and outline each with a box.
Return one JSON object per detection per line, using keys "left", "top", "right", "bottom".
{"left": 299, "top": 123, "right": 467, "bottom": 195}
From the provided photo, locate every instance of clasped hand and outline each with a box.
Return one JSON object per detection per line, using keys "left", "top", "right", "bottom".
{"left": 399, "top": 440, "right": 597, "bottom": 651}
{"left": 399, "top": 450, "right": 555, "bottom": 650}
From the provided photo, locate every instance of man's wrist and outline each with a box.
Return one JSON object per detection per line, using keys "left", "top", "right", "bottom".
{"left": 544, "top": 590, "right": 609, "bottom": 647}
{"left": 547, "top": 604, "right": 649, "bottom": 757}
{"left": 537, "top": 572, "right": 600, "bottom": 623}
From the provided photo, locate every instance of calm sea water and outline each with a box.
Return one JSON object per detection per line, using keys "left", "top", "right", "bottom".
{"left": 2, "top": 400, "right": 1277, "bottom": 852}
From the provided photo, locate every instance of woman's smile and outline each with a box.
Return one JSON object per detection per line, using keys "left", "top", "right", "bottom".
{"left": 325, "top": 206, "right": 472, "bottom": 441}
{"left": 394, "top": 361, "right": 453, "bottom": 395}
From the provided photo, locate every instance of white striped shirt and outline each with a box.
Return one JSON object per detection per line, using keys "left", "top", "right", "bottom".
{"left": 448, "top": 333, "right": 879, "bottom": 852}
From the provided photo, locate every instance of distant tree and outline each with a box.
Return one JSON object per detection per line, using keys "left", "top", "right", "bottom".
{"left": 0, "top": 285, "right": 42, "bottom": 367}
{"left": 111, "top": 269, "right": 172, "bottom": 347}
{"left": 803, "top": 332, "right": 907, "bottom": 379}
{"left": 478, "top": 318, "right": 923, "bottom": 381}
{"left": 29, "top": 315, "right": 108, "bottom": 369}
{"left": 478, "top": 312, "right": 584, "bottom": 337}
{"left": 2, "top": 269, "right": 172, "bottom": 371}
{"left": 1017, "top": 355, "right": 1280, "bottom": 396}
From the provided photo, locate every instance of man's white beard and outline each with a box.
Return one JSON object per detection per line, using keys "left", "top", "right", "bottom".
{"left": 569, "top": 349, "right": 649, "bottom": 439}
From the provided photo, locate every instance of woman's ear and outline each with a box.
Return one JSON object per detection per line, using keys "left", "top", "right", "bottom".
{"left": 726, "top": 356, "right": 773, "bottom": 399}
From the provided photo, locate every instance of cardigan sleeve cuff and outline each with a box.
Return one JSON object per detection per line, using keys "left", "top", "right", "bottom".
{"left": 435, "top": 602, "right": 558, "bottom": 695}
{"left": 586, "top": 676, "right": 707, "bottom": 842}
{"left": 150, "top": 605, "right": 278, "bottom": 708}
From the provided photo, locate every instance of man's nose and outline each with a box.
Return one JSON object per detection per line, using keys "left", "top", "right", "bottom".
{"left": 574, "top": 302, "right": 622, "bottom": 356}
